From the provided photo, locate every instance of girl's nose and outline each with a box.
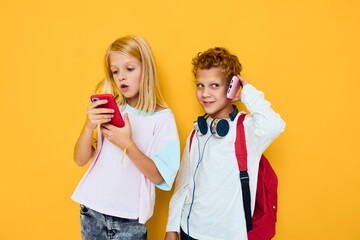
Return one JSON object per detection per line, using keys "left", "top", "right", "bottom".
{"left": 118, "top": 71, "right": 126, "bottom": 81}
{"left": 119, "top": 74, "right": 126, "bottom": 81}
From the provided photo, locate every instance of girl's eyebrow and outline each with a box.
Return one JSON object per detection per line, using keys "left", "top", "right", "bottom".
{"left": 111, "top": 60, "right": 136, "bottom": 67}
{"left": 110, "top": 61, "right": 135, "bottom": 68}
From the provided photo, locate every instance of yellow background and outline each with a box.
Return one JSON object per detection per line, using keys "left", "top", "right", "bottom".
{"left": 1, "top": 0, "right": 359, "bottom": 239}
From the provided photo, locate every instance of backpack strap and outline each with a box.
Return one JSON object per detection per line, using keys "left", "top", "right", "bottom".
{"left": 189, "top": 129, "right": 196, "bottom": 152}
{"left": 235, "top": 114, "right": 253, "bottom": 232}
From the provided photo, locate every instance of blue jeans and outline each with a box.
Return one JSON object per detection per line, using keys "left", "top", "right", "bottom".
{"left": 80, "top": 205, "right": 147, "bottom": 240}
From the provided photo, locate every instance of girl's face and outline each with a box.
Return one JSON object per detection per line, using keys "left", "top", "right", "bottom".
{"left": 196, "top": 67, "right": 233, "bottom": 119}
{"left": 109, "top": 52, "right": 142, "bottom": 107}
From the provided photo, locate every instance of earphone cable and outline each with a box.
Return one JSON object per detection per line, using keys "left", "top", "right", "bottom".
{"left": 187, "top": 131, "right": 213, "bottom": 240}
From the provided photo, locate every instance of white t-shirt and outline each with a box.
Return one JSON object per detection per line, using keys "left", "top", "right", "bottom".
{"left": 72, "top": 104, "right": 180, "bottom": 224}
{"left": 166, "top": 84, "right": 286, "bottom": 239}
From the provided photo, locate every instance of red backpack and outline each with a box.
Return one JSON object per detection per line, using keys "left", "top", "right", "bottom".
{"left": 189, "top": 114, "right": 278, "bottom": 240}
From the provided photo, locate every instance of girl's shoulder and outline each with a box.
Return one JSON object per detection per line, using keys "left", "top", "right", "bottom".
{"left": 124, "top": 104, "right": 172, "bottom": 118}
{"left": 155, "top": 106, "right": 166, "bottom": 112}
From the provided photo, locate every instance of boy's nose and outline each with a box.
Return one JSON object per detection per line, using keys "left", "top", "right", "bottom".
{"left": 202, "top": 88, "right": 212, "bottom": 97}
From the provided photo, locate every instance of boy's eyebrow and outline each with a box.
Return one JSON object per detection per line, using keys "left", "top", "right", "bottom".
{"left": 196, "top": 78, "right": 223, "bottom": 83}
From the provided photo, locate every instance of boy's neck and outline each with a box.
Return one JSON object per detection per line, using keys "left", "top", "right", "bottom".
{"left": 208, "top": 103, "right": 235, "bottom": 119}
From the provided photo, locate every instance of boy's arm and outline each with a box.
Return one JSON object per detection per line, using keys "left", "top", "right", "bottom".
{"left": 166, "top": 134, "right": 192, "bottom": 234}
{"left": 239, "top": 77, "right": 286, "bottom": 155}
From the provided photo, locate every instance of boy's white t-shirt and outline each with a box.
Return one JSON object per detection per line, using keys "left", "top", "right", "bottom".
{"left": 72, "top": 104, "right": 180, "bottom": 224}
{"left": 166, "top": 84, "right": 286, "bottom": 240}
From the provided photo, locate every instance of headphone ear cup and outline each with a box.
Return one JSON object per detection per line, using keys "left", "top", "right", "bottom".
{"left": 211, "top": 119, "right": 230, "bottom": 137}
{"left": 197, "top": 116, "right": 208, "bottom": 135}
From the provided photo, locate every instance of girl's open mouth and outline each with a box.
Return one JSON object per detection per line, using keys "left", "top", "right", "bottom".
{"left": 120, "top": 84, "right": 129, "bottom": 90}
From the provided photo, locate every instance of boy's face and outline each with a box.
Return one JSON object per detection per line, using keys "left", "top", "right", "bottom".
{"left": 196, "top": 67, "right": 234, "bottom": 119}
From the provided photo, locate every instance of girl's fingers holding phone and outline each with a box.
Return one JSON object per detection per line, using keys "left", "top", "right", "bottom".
{"left": 92, "top": 99, "right": 108, "bottom": 107}
{"left": 88, "top": 99, "right": 107, "bottom": 111}
{"left": 93, "top": 108, "right": 115, "bottom": 114}
{"left": 87, "top": 112, "right": 112, "bottom": 126}
{"left": 100, "top": 123, "right": 114, "bottom": 139}
{"left": 98, "top": 118, "right": 112, "bottom": 124}
{"left": 87, "top": 99, "right": 108, "bottom": 111}
{"left": 100, "top": 125, "right": 109, "bottom": 136}
{"left": 87, "top": 109, "right": 113, "bottom": 121}
{"left": 91, "top": 118, "right": 111, "bottom": 126}
{"left": 92, "top": 114, "right": 114, "bottom": 120}
{"left": 85, "top": 116, "right": 109, "bottom": 130}
{"left": 101, "top": 123, "right": 112, "bottom": 129}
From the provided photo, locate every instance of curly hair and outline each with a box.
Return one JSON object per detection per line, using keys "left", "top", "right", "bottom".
{"left": 192, "top": 47, "right": 242, "bottom": 84}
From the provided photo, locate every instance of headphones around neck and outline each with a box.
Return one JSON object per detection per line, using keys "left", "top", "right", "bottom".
{"left": 194, "top": 105, "right": 239, "bottom": 137}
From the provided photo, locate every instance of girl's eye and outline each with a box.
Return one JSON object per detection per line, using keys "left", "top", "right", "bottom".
{"left": 127, "top": 68, "right": 134, "bottom": 71}
{"left": 112, "top": 70, "right": 118, "bottom": 75}
{"left": 212, "top": 83, "right": 219, "bottom": 87}
{"left": 197, "top": 84, "right": 204, "bottom": 88}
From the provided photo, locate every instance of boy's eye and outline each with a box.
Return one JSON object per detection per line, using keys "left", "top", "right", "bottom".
{"left": 211, "top": 83, "right": 219, "bottom": 87}
{"left": 197, "top": 84, "right": 204, "bottom": 88}
{"left": 127, "top": 68, "right": 134, "bottom": 71}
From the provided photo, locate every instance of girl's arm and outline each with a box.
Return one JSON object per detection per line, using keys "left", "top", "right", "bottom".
{"left": 73, "top": 123, "right": 95, "bottom": 167}
{"left": 74, "top": 99, "right": 114, "bottom": 166}
{"left": 125, "top": 141, "right": 164, "bottom": 184}
{"left": 100, "top": 113, "right": 164, "bottom": 184}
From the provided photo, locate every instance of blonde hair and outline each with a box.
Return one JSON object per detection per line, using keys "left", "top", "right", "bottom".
{"left": 94, "top": 35, "right": 167, "bottom": 113}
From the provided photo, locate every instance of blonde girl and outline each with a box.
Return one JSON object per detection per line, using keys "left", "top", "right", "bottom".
{"left": 72, "top": 35, "right": 180, "bottom": 240}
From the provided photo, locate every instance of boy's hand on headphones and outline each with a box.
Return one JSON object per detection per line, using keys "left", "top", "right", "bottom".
{"left": 100, "top": 113, "right": 133, "bottom": 149}
{"left": 231, "top": 75, "right": 250, "bottom": 103}
{"left": 85, "top": 99, "right": 114, "bottom": 130}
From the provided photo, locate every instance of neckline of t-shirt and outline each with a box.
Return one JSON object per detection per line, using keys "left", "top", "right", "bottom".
{"left": 124, "top": 104, "right": 171, "bottom": 116}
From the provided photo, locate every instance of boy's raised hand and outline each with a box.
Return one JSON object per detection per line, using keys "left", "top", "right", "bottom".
{"left": 100, "top": 113, "right": 133, "bottom": 150}
{"left": 231, "top": 75, "right": 250, "bottom": 103}
{"left": 85, "top": 99, "right": 114, "bottom": 130}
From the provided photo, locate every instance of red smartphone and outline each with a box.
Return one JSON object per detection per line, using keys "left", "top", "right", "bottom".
{"left": 90, "top": 94, "right": 125, "bottom": 128}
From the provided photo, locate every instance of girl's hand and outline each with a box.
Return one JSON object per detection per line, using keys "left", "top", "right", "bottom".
{"left": 85, "top": 99, "right": 114, "bottom": 130}
{"left": 231, "top": 75, "right": 250, "bottom": 103}
{"left": 164, "top": 232, "right": 178, "bottom": 240}
{"left": 100, "top": 113, "right": 132, "bottom": 149}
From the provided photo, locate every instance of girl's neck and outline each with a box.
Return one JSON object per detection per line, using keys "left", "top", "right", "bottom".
{"left": 126, "top": 96, "right": 139, "bottom": 109}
